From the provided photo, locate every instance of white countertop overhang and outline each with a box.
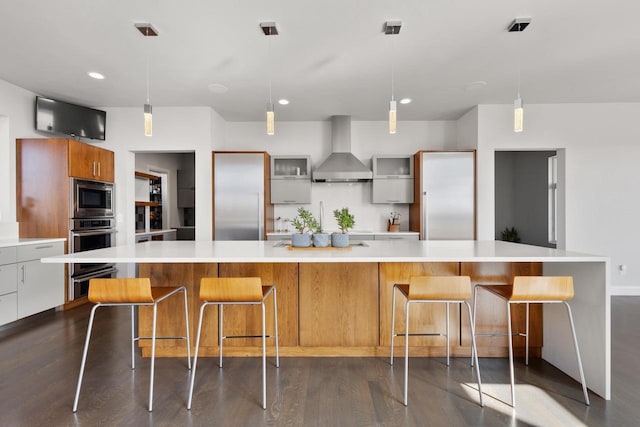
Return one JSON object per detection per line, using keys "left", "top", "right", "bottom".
{"left": 41, "top": 240, "right": 607, "bottom": 264}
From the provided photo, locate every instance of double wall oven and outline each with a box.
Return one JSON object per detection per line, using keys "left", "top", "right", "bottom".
{"left": 69, "top": 179, "right": 117, "bottom": 300}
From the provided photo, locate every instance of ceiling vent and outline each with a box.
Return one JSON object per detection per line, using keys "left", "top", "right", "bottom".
{"left": 260, "top": 22, "right": 279, "bottom": 36}
{"left": 384, "top": 21, "right": 402, "bottom": 35}
{"left": 135, "top": 23, "right": 159, "bottom": 37}
{"left": 508, "top": 18, "right": 531, "bottom": 32}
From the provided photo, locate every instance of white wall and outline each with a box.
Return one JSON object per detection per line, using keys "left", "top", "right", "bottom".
{"left": 224, "top": 120, "right": 458, "bottom": 231}
{"left": 476, "top": 103, "right": 640, "bottom": 294}
{"left": 0, "top": 79, "right": 45, "bottom": 233}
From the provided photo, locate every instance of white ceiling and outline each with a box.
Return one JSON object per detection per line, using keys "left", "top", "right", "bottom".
{"left": 1, "top": 0, "right": 639, "bottom": 122}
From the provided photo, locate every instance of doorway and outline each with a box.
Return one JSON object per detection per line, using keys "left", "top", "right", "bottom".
{"left": 495, "top": 151, "right": 557, "bottom": 248}
{"left": 134, "top": 152, "right": 195, "bottom": 240}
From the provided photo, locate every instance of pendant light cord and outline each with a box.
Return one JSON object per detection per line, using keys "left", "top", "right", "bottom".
{"left": 146, "top": 27, "right": 150, "bottom": 105}
{"left": 268, "top": 26, "right": 273, "bottom": 105}
{"left": 390, "top": 27, "right": 395, "bottom": 101}
{"left": 516, "top": 22, "right": 521, "bottom": 99}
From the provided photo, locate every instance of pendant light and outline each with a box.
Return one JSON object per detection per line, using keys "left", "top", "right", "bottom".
{"left": 261, "top": 22, "right": 278, "bottom": 136}
{"left": 135, "top": 23, "right": 158, "bottom": 137}
{"left": 385, "top": 21, "right": 402, "bottom": 134}
{"left": 509, "top": 18, "right": 530, "bottom": 133}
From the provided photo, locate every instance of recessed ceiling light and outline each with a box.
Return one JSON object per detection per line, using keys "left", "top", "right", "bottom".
{"left": 399, "top": 98, "right": 412, "bottom": 104}
{"left": 208, "top": 83, "right": 229, "bottom": 93}
{"left": 88, "top": 72, "right": 105, "bottom": 80}
{"left": 278, "top": 99, "right": 289, "bottom": 105}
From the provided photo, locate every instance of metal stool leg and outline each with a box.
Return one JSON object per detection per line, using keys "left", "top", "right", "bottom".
{"left": 262, "top": 301, "right": 267, "bottom": 409}
{"left": 72, "top": 304, "right": 100, "bottom": 412}
{"left": 390, "top": 285, "right": 397, "bottom": 365}
{"left": 218, "top": 304, "right": 224, "bottom": 368}
{"left": 564, "top": 302, "right": 590, "bottom": 406}
{"left": 445, "top": 302, "right": 450, "bottom": 366}
{"left": 525, "top": 302, "right": 530, "bottom": 366}
{"left": 471, "top": 284, "right": 480, "bottom": 367}
{"left": 404, "top": 300, "right": 411, "bottom": 406}
{"left": 182, "top": 288, "right": 191, "bottom": 369}
{"left": 506, "top": 301, "right": 516, "bottom": 407}
{"left": 131, "top": 306, "right": 136, "bottom": 370}
{"left": 273, "top": 287, "right": 280, "bottom": 368}
{"left": 187, "top": 302, "right": 207, "bottom": 410}
{"left": 464, "top": 301, "right": 484, "bottom": 407}
{"left": 148, "top": 303, "right": 158, "bottom": 412}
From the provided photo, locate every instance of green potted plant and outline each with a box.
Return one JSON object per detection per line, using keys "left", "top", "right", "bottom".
{"left": 291, "top": 207, "right": 315, "bottom": 247}
{"left": 501, "top": 226, "right": 521, "bottom": 243}
{"left": 332, "top": 207, "right": 355, "bottom": 248}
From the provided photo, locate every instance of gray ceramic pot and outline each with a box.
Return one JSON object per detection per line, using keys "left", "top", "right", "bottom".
{"left": 331, "top": 232, "right": 349, "bottom": 248}
{"left": 291, "top": 233, "right": 311, "bottom": 247}
{"left": 312, "top": 233, "right": 330, "bottom": 248}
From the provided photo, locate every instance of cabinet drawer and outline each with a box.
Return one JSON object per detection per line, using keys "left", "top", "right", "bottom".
{"left": 0, "top": 292, "right": 18, "bottom": 326}
{"left": 372, "top": 178, "right": 414, "bottom": 204}
{"left": 349, "top": 234, "right": 374, "bottom": 241}
{"left": 374, "top": 234, "right": 419, "bottom": 240}
{"left": 0, "top": 246, "right": 17, "bottom": 265}
{"left": 17, "top": 241, "right": 64, "bottom": 262}
{"left": 0, "top": 263, "right": 18, "bottom": 295}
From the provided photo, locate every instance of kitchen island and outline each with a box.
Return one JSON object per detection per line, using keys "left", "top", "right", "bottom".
{"left": 42, "top": 240, "right": 610, "bottom": 399}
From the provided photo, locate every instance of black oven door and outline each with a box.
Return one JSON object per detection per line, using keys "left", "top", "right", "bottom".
{"left": 70, "top": 229, "right": 116, "bottom": 276}
{"left": 70, "top": 266, "right": 118, "bottom": 301}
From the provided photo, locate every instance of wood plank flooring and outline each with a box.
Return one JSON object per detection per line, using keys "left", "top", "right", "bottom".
{"left": 0, "top": 297, "right": 638, "bottom": 426}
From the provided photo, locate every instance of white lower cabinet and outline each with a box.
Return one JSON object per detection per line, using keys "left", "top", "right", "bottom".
{"left": 0, "top": 241, "right": 64, "bottom": 326}
{"left": 0, "top": 293, "right": 18, "bottom": 325}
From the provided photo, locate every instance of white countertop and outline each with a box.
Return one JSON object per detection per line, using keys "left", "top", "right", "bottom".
{"left": 0, "top": 237, "right": 66, "bottom": 248}
{"left": 41, "top": 240, "right": 607, "bottom": 264}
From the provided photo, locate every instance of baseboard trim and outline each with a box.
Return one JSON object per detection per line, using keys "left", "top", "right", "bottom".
{"left": 610, "top": 286, "right": 640, "bottom": 296}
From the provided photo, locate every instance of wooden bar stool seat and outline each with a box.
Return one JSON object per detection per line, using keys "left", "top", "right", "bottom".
{"left": 72, "top": 278, "right": 191, "bottom": 412}
{"left": 390, "top": 276, "right": 484, "bottom": 406}
{"left": 187, "top": 277, "right": 279, "bottom": 410}
{"left": 472, "top": 276, "right": 590, "bottom": 407}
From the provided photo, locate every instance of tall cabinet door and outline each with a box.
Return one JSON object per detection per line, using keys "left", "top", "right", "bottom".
{"left": 213, "top": 152, "right": 268, "bottom": 240}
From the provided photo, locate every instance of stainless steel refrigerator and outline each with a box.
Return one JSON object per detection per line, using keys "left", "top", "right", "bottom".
{"left": 419, "top": 151, "right": 475, "bottom": 240}
{"left": 213, "top": 152, "right": 270, "bottom": 240}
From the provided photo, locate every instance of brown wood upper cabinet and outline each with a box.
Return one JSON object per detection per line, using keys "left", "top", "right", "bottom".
{"left": 68, "top": 139, "right": 114, "bottom": 182}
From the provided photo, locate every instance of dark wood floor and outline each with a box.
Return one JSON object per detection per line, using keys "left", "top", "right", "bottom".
{"left": 0, "top": 297, "right": 638, "bottom": 426}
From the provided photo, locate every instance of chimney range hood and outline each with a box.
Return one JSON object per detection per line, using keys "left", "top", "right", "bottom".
{"left": 312, "top": 116, "right": 373, "bottom": 182}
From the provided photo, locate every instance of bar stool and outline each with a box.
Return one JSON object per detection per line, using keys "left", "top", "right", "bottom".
{"left": 187, "top": 277, "right": 279, "bottom": 410}
{"left": 472, "top": 276, "right": 590, "bottom": 407}
{"left": 72, "top": 278, "right": 191, "bottom": 412}
{"left": 390, "top": 276, "right": 483, "bottom": 406}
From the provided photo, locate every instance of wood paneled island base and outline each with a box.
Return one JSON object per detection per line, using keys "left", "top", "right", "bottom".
{"left": 138, "top": 261, "right": 542, "bottom": 359}
{"left": 43, "top": 240, "right": 610, "bottom": 399}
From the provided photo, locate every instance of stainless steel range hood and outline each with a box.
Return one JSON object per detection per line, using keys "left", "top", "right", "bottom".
{"left": 312, "top": 115, "right": 373, "bottom": 182}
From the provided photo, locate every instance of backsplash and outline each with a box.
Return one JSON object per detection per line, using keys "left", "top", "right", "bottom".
{"left": 273, "top": 182, "right": 410, "bottom": 232}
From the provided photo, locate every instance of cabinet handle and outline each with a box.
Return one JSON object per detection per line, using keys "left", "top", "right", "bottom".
{"left": 35, "top": 245, "right": 53, "bottom": 250}
{"left": 92, "top": 161, "right": 97, "bottom": 176}
{"left": 21, "top": 265, "right": 25, "bottom": 283}
{"left": 98, "top": 162, "right": 101, "bottom": 177}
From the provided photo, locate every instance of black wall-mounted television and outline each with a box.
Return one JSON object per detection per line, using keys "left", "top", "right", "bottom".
{"left": 35, "top": 96, "right": 106, "bottom": 141}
